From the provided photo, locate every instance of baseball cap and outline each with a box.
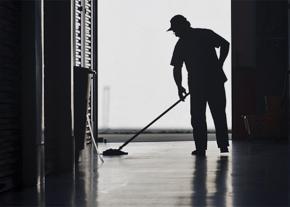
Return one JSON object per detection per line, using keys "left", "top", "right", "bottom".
{"left": 167, "top": 15, "right": 189, "bottom": 31}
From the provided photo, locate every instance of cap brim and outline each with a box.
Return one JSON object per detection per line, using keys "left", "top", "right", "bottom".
{"left": 166, "top": 27, "right": 172, "bottom": 32}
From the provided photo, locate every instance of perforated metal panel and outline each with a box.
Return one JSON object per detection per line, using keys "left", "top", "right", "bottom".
{"left": 0, "top": 1, "right": 21, "bottom": 192}
{"left": 74, "top": 0, "right": 93, "bottom": 69}
{"left": 74, "top": 0, "right": 94, "bottom": 148}
{"left": 84, "top": 0, "right": 92, "bottom": 69}
{"left": 75, "top": 0, "right": 82, "bottom": 67}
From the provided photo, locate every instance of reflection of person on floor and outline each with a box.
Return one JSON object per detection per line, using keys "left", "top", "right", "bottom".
{"left": 191, "top": 157, "right": 207, "bottom": 206}
{"left": 213, "top": 156, "right": 229, "bottom": 206}
{"left": 168, "top": 15, "right": 229, "bottom": 156}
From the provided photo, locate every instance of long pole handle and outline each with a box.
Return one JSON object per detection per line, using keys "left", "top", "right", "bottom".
{"left": 118, "top": 93, "right": 190, "bottom": 150}
{"left": 87, "top": 115, "right": 104, "bottom": 163}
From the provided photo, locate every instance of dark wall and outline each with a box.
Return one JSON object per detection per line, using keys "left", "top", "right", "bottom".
{"left": 232, "top": 0, "right": 288, "bottom": 140}
{"left": 0, "top": 0, "right": 44, "bottom": 191}
{"left": 232, "top": 0, "right": 257, "bottom": 139}
{"left": 256, "top": 1, "right": 288, "bottom": 103}
{"left": 255, "top": 1, "right": 288, "bottom": 139}
{"left": 0, "top": 0, "right": 74, "bottom": 191}
{"left": 44, "top": 0, "right": 74, "bottom": 173}
{"left": 0, "top": 0, "right": 22, "bottom": 191}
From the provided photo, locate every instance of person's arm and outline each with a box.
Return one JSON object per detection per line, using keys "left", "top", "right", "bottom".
{"left": 218, "top": 39, "right": 229, "bottom": 68}
{"left": 171, "top": 40, "right": 186, "bottom": 100}
{"left": 209, "top": 30, "right": 230, "bottom": 67}
{"left": 173, "top": 66, "right": 186, "bottom": 101}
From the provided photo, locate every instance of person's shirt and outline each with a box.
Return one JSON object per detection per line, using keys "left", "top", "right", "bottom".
{"left": 170, "top": 28, "right": 228, "bottom": 87}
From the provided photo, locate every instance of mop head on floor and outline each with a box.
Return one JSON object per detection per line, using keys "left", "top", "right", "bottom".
{"left": 102, "top": 148, "right": 128, "bottom": 156}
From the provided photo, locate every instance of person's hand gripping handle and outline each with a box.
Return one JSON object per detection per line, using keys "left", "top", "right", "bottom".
{"left": 178, "top": 86, "right": 187, "bottom": 101}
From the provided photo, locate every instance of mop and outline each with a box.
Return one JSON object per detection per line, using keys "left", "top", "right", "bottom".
{"left": 102, "top": 93, "right": 190, "bottom": 156}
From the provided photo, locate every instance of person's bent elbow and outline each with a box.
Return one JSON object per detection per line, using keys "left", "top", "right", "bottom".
{"left": 222, "top": 40, "right": 230, "bottom": 49}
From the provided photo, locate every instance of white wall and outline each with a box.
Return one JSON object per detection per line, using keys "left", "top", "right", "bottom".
{"left": 98, "top": 0, "right": 231, "bottom": 130}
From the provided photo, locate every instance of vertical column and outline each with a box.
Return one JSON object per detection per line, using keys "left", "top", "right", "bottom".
{"left": 44, "top": 0, "right": 74, "bottom": 173}
{"left": 21, "top": 0, "right": 44, "bottom": 186}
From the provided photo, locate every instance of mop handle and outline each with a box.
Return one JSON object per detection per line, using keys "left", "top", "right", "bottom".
{"left": 118, "top": 92, "right": 190, "bottom": 150}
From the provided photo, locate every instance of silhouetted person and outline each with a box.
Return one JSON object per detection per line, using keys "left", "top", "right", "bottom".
{"left": 168, "top": 15, "right": 229, "bottom": 156}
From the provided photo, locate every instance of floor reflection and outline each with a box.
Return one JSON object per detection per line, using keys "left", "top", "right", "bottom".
{"left": 213, "top": 156, "right": 232, "bottom": 207}
{"left": 0, "top": 140, "right": 288, "bottom": 207}
{"left": 231, "top": 141, "right": 288, "bottom": 206}
{"left": 74, "top": 144, "right": 99, "bottom": 207}
{"left": 191, "top": 157, "right": 208, "bottom": 206}
{"left": 191, "top": 155, "right": 232, "bottom": 207}
{"left": 44, "top": 144, "right": 100, "bottom": 207}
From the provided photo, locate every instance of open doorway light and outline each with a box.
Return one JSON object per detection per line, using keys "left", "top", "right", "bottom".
{"left": 98, "top": 0, "right": 231, "bottom": 131}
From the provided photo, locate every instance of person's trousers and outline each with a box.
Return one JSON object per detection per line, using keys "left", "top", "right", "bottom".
{"left": 190, "top": 83, "right": 229, "bottom": 151}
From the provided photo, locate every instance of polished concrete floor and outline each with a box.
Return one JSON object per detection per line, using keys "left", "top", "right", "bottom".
{"left": 0, "top": 140, "right": 288, "bottom": 207}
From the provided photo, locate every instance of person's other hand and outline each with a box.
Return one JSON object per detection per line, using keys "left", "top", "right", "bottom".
{"left": 178, "top": 86, "right": 187, "bottom": 101}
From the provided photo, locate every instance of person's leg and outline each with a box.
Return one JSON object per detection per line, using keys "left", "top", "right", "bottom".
{"left": 208, "top": 83, "right": 229, "bottom": 150}
{"left": 190, "top": 91, "right": 207, "bottom": 152}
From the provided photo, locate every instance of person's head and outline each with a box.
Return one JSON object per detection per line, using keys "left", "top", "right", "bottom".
{"left": 167, "top": 15, "right": 191, "bottom": 37}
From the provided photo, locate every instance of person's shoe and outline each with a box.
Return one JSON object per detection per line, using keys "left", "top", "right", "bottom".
{"left": 191, "top": 150, "right": 206, "bottom": 156}
{"left": 220, "top": 147, "right": 229, "bottom": 153}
